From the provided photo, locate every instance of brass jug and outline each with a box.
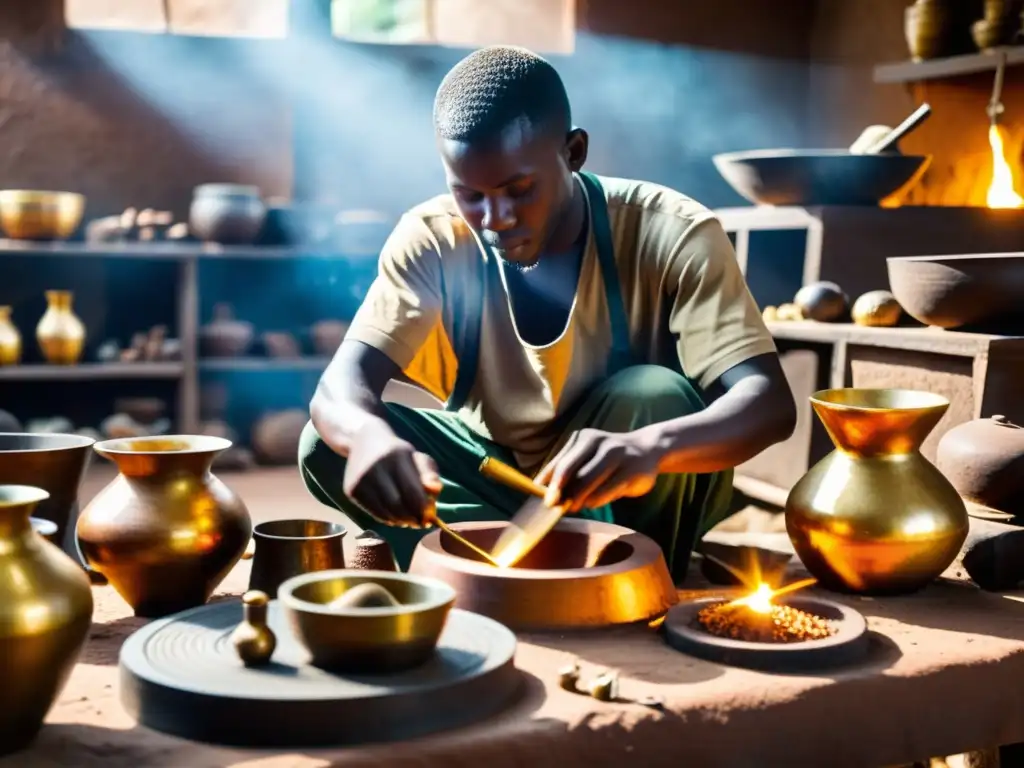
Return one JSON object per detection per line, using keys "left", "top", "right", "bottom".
{"left": 77, "top": 435, "right": 252, "bottom": 617}
{"left": 0, "top": 306, "right": 20, "bottom": 365}
{"left": 785, "top": 388, "right": 968, "bottom": 595}
{"left": 36, "top": 290, "right": 85, "bottom": 365}
{"left": 0, "top": 485, "right": 94, "bottom": 756}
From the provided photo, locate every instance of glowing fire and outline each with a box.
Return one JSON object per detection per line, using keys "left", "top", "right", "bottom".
{"left": 987, "top": 123, "right": 1024, "bottom": 209}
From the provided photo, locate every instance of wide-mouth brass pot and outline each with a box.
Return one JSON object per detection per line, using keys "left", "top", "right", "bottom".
{"left": 278, "top": 570, "right": 456, "bottom": 674}
{"left": 0, "top": 190, "right": 86, "bottom": 241}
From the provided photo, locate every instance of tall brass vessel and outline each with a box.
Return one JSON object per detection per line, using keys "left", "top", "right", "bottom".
{"left": 0, "top": 485, "right": 94, "bottom": 755}
{"left": 0, "top": 306, "right": 21, "bottom": 365}
{"left": 785, "top": 388, "right": 968, "bottom": 595}
{"left": 77, "top": 435, "right": 252, "bottom": 617}
{"left": 36, "top": 290, "right": 85, "bottom": 365}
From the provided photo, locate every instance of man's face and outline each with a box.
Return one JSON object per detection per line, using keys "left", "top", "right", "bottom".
{"left": 439, "top": 119, "right": 574, "bottom": 270}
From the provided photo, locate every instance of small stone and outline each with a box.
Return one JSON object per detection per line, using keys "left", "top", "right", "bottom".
{"left": 328, "top": 582, "right": 400, "bottom": 610}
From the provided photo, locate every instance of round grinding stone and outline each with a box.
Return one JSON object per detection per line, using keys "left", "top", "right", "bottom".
{"left": 663, "top": 595, "right": 870, "bottom": 673}
{"left": 119, "top": 601, "right": 521, "bottom": 748}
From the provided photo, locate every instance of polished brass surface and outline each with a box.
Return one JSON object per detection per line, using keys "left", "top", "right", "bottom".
{"left": 247, "top": 518, "right": 346, "bottom": 595}
{"left": 36, "top": 290, "right": 85, "bottom": 365}
{"left": 0, "top": 306, "right": 21, "bottom": 365}
{"left": 0, "top": 190, "right": 86, "bottom": 241}
{"left": 0, "top": 485, "right": 94, "bottom": 756}
{"left": 279, "top": 569, "right": 456, "bottom": 674}
{"left": 77, "top": 435, "right": 252, "bottom": 617}
{"left": 425, "top": 505, "right": 500, "bottom": 567}
{"left": 0, "top": 432, "right": 94, "bottom": 560}
{"left": 785, "top": 388, "right": 969, "bottom": 595}
{"left": 231, "top": 590, "right": 277, "bottom": 667}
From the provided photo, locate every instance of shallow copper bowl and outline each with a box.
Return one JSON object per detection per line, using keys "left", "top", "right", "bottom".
{"left": 0, "top": 190, "right": 86, "bottom": 241}
{"left": 278, "top": 570, "right": 456, "bottom": 674}
{"left": 408, "top": 518, "right": 678, "bottom": 631}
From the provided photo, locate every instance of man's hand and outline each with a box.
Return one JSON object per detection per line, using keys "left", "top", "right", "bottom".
{"left": 342, "top": 416, "right": 442, "bottom": 528}
{"left": 534, "top": 428, "right": 661, "bottom": 513}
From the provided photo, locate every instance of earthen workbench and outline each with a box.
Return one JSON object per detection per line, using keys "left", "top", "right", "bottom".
{"left": 5, "top": 550, "right": 1024, "bottom": 768}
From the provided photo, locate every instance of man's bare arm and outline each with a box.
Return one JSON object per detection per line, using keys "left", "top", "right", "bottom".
{"left": 309, "top": 340, "right": 402, "bottom": 458}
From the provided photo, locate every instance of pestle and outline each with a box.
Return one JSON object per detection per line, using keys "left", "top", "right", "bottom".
{"left": 852, "top": 103, "right": 931, "bottom": 155}
{"left": 327, "top": 582, "right": 401, "bottom": 610}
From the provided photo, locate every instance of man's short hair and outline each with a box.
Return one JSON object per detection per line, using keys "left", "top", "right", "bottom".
{"left": 433, "top": 45, "right": 572, "bottom": 144}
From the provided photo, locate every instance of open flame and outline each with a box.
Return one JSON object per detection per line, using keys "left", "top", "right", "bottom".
{"left": 987, "top": 123, "right": 1024, "bottom": 209}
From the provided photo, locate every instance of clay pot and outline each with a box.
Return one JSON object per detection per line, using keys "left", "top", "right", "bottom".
{"left": 0, "top": 306, "right": 21, "bottom": 365}
{"left": 200, "top": 303, "right": 254, "bottom": 358}
{"left": 887, "top": 253, "right": 1024, "bottom": 331}
{"left": 971, "top": 16, "right": 1019, "bottom": 50}
{"left": 905, "top": 0, "right": 957, "bottom": 60}
{"left": 350, "top": 530, "right": 398, "bottom": 571}
{"left": 77, "top": 435, "right": 252, "bottom": 618}
{"left": 794, "top": 281, "right": 848, "bottom": 322}
{"left": 261, "top": 331, "right": 301, "bottom": 359}
{"left": 189, "top": 184, "right": 267, "bottom": 245}
{"left": 0, "top": 485, "right": 93, "bottom": 756}
{"left": 936, "top": 415, "right": 1024, "bottom": 517}
{"left": 786, "top": 388, "right": 968, "bottom": 595}
{"left": 36, "top": 290, "right": 85, "bottom": 365}
{"left": 851, "top": 290, "right": 902, "bottom": 327}
{"left": 310, "top": 319, "right": 350, "bottom": 357}
{"left": 251, "top": 409, "right": 308, "bottom": 465}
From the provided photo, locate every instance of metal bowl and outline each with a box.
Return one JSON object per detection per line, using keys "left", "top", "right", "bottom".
{"left": 278, "top": 570, "right": 456, "bottom": 674}
{"left": 713, "top": 150, "right": 931, "bottom": 206}
{"left": 0, "top": 190, "right": 86, "bottom": 240}
{"left": 887, "top": 253, "right": 1024, "bottom": 330}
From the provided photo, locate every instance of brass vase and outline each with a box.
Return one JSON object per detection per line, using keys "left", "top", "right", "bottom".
{"left": 77, "top": 435, "right": 252, "bottom": 618}
{"left": 0, "top": 306, "right": 20, "bottom": 365}
{"left": 0, "top": 485, "right": 94, "bottom": 756}
{"left": 36, "top": 290, "right": 85, "bottom": 365}
{"left": 785, "top": 388, "right": 969, "bottom": 595}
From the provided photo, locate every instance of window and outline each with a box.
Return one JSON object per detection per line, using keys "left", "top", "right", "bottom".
{"left": 331, "top": 0, "right": 576, "bottom": 53}
{"left": 65, "top": 0, "right": 289, "bottom": 38}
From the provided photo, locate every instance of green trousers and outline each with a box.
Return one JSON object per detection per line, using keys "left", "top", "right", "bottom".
{"left": 298, "top": 365, "right": 733, "bottom": 582}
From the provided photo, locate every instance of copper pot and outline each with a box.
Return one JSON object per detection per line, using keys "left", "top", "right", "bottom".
{"left": 0, "top": 485, "right": 93, "bottom": 756}
{"left": 0, "top": 190, "right": 85, "bottom": 241}
{"left": 77, "top": 435, "right": 252, "bottom": 618}
{"left": 247, "top": 518, "right": 347, "bottom": 596}
{"left": 936, "top": 415, "right": 1024, "bottom": 518}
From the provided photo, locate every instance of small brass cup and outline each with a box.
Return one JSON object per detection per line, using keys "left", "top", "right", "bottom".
{"left": 247, "top": 519, "right": 347, "bottom": 596}
{"left": 279, "top": 570, "right": 455, "bottom": 674}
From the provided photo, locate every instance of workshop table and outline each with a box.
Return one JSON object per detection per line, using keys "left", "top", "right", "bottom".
{"left": 5, "top": 547, "right": 1024, "bottom": 768}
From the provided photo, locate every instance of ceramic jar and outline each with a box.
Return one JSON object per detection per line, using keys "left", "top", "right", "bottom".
{"left": 36, "top": 290, "right": 85, "bottom": 365}
{"left": 905, "top": 0, "right": 957, "bottom": 60}
{"left": 0, "top": 485, "right": 93, "bottom": 756}
{"left": 310, "top": 319, "right": 350, "bottom": 357}
{"left": 199, "top": 303, "right": 254, "bottom": 358}
{"left": 785, "top": 388, "right": 969, "bottom": 595}
{"left": 0, "top": 306, "right": 20, "bottom": 365}
{"left": 189, "top": 184, "right": 267, "bottom": 245}
{"left": 77, "top": 435, "right": 252, "bottom": 618}
{"left": 936, "top": 415, "right": 1024, "bottom": 517}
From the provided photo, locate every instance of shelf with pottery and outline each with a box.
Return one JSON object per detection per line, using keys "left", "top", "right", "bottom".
{"left": 0, "top": 362, "right": 184, "bottom": 381}
{"left": 874, "top": 45, "right": 1024, "bottom": 84}
{"left": 0, "top": 239, "right": 367, "bottom": 262}
{"left": 198, "top": 357, "right": 332, "bottom": 373}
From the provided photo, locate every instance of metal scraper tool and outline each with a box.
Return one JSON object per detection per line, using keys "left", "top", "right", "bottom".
{"left": 478, "top": 457, "right": 569, "bottom": 568}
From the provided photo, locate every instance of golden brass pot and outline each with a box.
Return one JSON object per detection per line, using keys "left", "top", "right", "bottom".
{"left": 785, "top": 388, "right": 968, "bottom": 595}
{"left": 0, "top": 306, "right": 21, "bottom": 365}
{"left": 0, "top": 485, "right": 94, "bottom": 756}
{"left": 36, "top": 290, "right": 85, "bottom": 365}
{"left": 77, "top": 435, "right": 252, "bottom": 618}
{"left": 0, "top": 190, "right": 85, "bottom": 241}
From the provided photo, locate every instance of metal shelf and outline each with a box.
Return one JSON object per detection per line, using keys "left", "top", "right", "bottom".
{"left": 0, "top": 362, "right": 183, "bottom": 381}
{"left": 199, "top": 357, "right": 331, "bottom": 372}
{"left": 874, "top": 46, "right": 1024, "bottom": 84}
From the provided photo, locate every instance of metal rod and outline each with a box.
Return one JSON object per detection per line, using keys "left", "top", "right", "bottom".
{"left": 988, "top": 51, "right": 1008, "bottom": 125}
{"left": 424, "top": 504, "right": 500, "bottom": 567}
{"left": 478, "top": 457, "right": 547, "bottom": 498}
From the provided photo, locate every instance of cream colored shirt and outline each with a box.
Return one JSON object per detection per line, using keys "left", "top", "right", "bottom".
{"left": 347, "top": 174, "right": 777, "bottom": 469}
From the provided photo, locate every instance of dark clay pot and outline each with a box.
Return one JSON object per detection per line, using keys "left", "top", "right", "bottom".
{"left": 936, "top": 415, "right": 1024, "bottom": 517}
{"left": 794, "top": 281, "right": 849, "bottom": 323}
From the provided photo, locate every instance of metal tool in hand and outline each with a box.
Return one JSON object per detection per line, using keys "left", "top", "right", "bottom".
{"left": 423, "top": 500, "right": 501, "bottom": 567}
{"left": 478, "top": 457, "right": 569, "bottom": 568}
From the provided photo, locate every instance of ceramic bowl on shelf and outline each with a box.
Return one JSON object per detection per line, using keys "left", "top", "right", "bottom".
{"left": 278, "top": 570, "right": 456, "bottom": 674}
{"left": 713, "top": 150, "right": 931, "bottom": 206}
{"left": 887, "top": 252, "right": 1024, "bottom": 330}
{"left": 0, "top": 190, "right": 86, "bottom": 240}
